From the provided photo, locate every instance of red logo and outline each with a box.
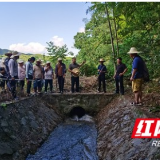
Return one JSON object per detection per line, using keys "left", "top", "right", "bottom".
{"left": 132, "top": 118, "right": 160, "bottom": 138}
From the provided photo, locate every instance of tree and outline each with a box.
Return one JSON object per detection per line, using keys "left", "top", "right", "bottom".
{"left": 46, "top": 41, "right": 68, "bottom": 63}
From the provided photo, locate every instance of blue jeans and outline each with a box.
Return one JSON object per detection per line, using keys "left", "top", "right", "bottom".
{"left": 33, "top": 79, "right": 42, "bottom": 92}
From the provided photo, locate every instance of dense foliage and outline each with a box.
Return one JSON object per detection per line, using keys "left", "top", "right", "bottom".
{"left": 74, "top": 2, "right": 160, "bottom": 78}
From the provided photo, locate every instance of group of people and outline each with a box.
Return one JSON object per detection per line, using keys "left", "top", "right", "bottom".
{"left": 0, "top": 52, "right": 86, "bottom": 100}
{"left": 0, "top": 47, "right": 146, "bottom": 105}
{"left": 97, "top": 47, "right": 146, "bottom": 106}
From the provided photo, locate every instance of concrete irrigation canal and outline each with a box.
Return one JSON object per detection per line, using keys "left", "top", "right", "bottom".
{"left": 0, "top": 93, "right": 160, "bottom": 160}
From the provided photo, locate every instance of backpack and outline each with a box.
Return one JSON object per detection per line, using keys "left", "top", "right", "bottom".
{"left": 139, "top": 56, "right": 150, "bottom": 82}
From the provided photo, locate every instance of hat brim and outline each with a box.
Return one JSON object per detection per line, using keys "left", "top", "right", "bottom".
{"left": 10, "top": 53, "right": 22, "bottom": 58}
{"left": 127, "top": 51, "right": 141, "bottom": 54}
{"left": 5, "top": 53, "right": 12, "bottom": 56}
{"left": 99, "top": 60, "right": 105, "bottom": 62}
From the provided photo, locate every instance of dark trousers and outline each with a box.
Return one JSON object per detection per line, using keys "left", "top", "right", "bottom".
{"left": 98, "top": 75, "right": 106, "bottom": 92}
{"left": 27, "top": 75, "right": 33, "bottom": 94}
{"left": 115, "top": 76, "right": 124, "bottom": 95}
{"left": 10, "top": 76, "right": 18, "bottom": 99}
{"left": 0, "top": 76, "right": 6, "bottom": 89}
{"left": 58, "top": 76, "right": 64, "bottom": 92}
{"left": 45, "top": 79, "right": 53, "bottom": 92}
{"left": 71, "top": 76, "right": 79, "bottom": 93}
{"left": 19, "top": 80, "right": 25, "bottom": 91}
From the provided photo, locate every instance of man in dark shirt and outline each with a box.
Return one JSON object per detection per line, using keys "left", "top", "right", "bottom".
{"left": 128, "top": 47, "right": 144, "bottom": 106}
{"left": 4, "top": 51, "right": 12, "bottom": 78}
{"left": 68, "top": 57, "right": 85, "bottom": 93}
{"left": 113, "top": 57, "right": 127, "bottom": 95}
{"left": 97, "top": 58, "right": 107, "bottom": 93}
{"left": 55, "top": 58, "right": 66, "bottom": 93}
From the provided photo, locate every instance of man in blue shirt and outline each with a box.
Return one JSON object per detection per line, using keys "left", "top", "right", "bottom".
{"left": 97, "top": 58, "right": 107, "bottom": 93}
{"left": 26, "top": 57, "right": 35, "bottom": 96}
{"left": 128, "top": 47, "right": 144, "bottom": 106}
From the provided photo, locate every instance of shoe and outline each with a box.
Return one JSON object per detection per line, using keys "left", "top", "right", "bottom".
{"left": 27, "top": 94, "right": 30, "bottom": 97}
{"left": 45, "top": 92, "right": 47, "bottom": 94}
{"left": 61, "top": 91, "right": 63, "bottom": 94}
{"left": 104, "top": 91, "right": 106, "bottom": 93}
{"left": 97, "top": 90, "right": 100, "bottom": 93}
{"left": 130, "top": 102, "right": 138, "bottom": 106}
{"left": 137, "top": 102, "right": 143, "bottom": 106}
{"left": 14, "top": 97, "right": 19, "bottom": 101}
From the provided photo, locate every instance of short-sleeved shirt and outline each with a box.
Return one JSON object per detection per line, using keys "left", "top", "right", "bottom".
{"left": 98, "top": 65, "right": 107, "bottom": 76}
{"left": 69, "top": 63, "right": 80, "bottom": 76}
{"left": 116, "top": 63, "right": 127, "bottom": 77}
{"left": 44, "top": 66, "right": 53, "bottom": 79}
{"left": 132, "top": 56, "right": 143, "bottom": 79}
{"left": 33, "top": 65, "right": 43, "bottom": 79}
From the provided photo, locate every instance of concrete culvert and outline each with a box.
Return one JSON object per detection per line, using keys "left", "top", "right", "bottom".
{"left": 69, "top": 106, "right": 86, "bottom": 118}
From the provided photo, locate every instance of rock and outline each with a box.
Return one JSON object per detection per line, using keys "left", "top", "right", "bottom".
{"left": 0, "top": 143, "right": 13, "bottom": 155}
{"left": 123, "top": 114, "right": 130, "bottom": 120}
{"left": 21, "top": 117, "right": 27, "bottom": 125}
{"left": 1, "top": 120, "right": 8, "bottom": 127}
{"left": 30, "top": 121, "right": 38, "bottom": 129}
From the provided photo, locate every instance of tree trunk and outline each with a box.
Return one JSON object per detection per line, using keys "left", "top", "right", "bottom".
{"left": 104, "top": 3, "right": 116, "bottom": 72}
{"left": 113, "top": 10, "right": 119, "bottom": 57}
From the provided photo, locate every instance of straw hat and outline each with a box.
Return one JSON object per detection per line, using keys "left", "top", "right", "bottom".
{"left": 58, "top": 57, "right": 62, "bottom": 61}
{"left": 46, "top": 61, "right": 51, "bottom": 64}
{"left": 10, "top": 51, "right": 21, "bottom": 58}
{"left": 36, "top": 59, "right": 41, "bottom": 62}
{"left": 18, "top": 59, "right": 24, "bottom": 64}
{"left": 127, "top": 47, "right": 141, "bottom": 54}
{"left": 99, "top": 58, "right": 105, "bottom": 62}
{"left": 5, "top": 51, "right": 12, "bottom": 56}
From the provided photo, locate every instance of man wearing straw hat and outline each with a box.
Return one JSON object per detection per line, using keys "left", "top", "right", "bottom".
{"left": 97, "top": 58, "right": 107, "bottom": 93}
{"left": 4, "top": 51, "right": 12, "bottom": 78}
{"left": 18, "top": 59, "right": 25, "bottom": 91}
{"left": 44, "top": 61, "right": 54, "bottom": 93}
{"left": 55, "top": 58, "right": 66, "bottom": 93}
{"left": 8, "top": 51, "right": 21, "bottom": 100}
{"left": 33, "top": 59, "right": 43, "bottom": 94}
{"left": 127, "top": 47, "right": 144, "bottom": 106}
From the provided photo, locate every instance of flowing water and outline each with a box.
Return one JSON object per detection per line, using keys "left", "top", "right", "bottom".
{"left": 26, "top": 115, "right": 98, "bottom": 160}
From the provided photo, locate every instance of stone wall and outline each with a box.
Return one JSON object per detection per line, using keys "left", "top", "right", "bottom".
{"left": 41, "top": 93, "right": 114, "bottom": 116}
{"left": 96, "top": 96, "right": 160, "bottom": 160}
{"left": 0, "top": 97, "right": 63, "bottom": 160}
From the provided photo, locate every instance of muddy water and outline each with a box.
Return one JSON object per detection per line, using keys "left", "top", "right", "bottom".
{"left": 26, "top": 115, "right": 98, "bottom": 160}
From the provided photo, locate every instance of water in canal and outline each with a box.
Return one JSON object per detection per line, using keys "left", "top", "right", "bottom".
{"left": 26, "top": 115, "right": 98, "bottom": 160}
